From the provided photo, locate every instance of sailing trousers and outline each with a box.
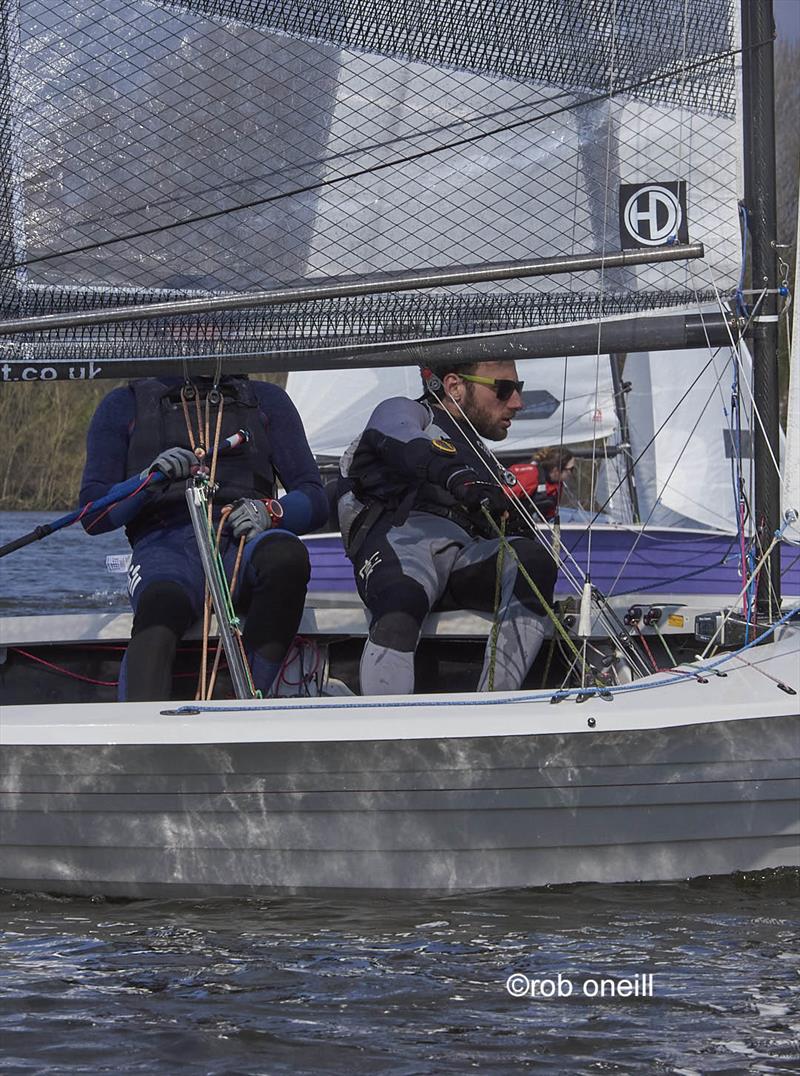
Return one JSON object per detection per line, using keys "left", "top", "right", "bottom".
{"left": 119, "top": 522, "right": 310, "bottom": 701}
{"left": 352, "top": 511, "right": 557, "bottom": 694}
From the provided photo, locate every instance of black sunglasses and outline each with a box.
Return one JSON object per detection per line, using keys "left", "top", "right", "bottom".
{"left": 459, "top": 374, "right": 525, "bottom": 402}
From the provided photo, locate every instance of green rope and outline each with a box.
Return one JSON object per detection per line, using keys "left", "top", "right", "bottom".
{"left": 480, "top": 507, "right": 599, "bottom": 687}
{"left": 197, "top": 484, "right": 257, "bottom": 696}
{"left": 487, "top": 515, "right": 506, "bottom": 690}
{"left": 540, "top": 632, "right": 557, "bottom": 688}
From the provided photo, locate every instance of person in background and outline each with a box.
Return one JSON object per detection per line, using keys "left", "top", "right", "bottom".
{"left": 337, "top": 358, "right": 558, "bottom": 695}
{"left": 79, "top": 375, "right": 328, "bottom": 701}
{"left": 507, "top": 446, "right": 576, "bottom": 521}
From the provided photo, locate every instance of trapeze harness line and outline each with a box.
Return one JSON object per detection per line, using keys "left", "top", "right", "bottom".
{"left": 418, "top": 372, "right": 656, "bottom": 686}
{"left": 171, "top": 378, "right": 264, "bottom": 701}
{"left": 185, "top": 480, "right": 255, "bottom": 699}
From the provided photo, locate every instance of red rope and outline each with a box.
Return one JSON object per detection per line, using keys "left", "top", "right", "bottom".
{"left": 12, "top": 645, "right": 226, "bottom": 691}
{"left": 634, "top": 627, "right": 661, "bottom": 673}
{"left": 12, "top": 647, "right": 118, "bottom": 687}
{"left": 273, "top": 636, "right": 322, "bottom": 690}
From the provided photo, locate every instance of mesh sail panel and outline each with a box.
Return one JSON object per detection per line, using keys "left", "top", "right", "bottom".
{"left": 0, "top": 0, "right": 740, "bottom": 373}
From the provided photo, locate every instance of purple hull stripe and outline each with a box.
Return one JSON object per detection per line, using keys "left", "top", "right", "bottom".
{"left": 305, "top": 531, "right": 800, "bottom": 598}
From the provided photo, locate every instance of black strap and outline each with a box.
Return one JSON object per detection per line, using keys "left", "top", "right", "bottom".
{"left": 346, "top": 501, "right": 388, "bottom": 558}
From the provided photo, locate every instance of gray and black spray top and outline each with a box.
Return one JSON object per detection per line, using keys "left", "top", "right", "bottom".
{"left": 339, "top": 392, "right": 518, "bottom": 537}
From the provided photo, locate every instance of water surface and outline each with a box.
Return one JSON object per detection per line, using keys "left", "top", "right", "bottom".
{"left": 2, "top": 876, "right": 800, "bottom": 1075}
{"left": 1, "top": 512, "right": 799, "bottom": 1073}
{"left": 0, "top": 510, "right": 129, "bottom": 616}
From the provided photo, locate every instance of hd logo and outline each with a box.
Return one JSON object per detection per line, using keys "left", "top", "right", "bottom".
{"left": 619, "top": 181, "right": 688, "bottom": 248}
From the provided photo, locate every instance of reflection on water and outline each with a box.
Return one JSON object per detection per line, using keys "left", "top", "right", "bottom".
{"left": 0, "top": 511, "right": 130, "bottom": 616}
{"left": 1, "top": 873, "right": 799, "bottom": 1074}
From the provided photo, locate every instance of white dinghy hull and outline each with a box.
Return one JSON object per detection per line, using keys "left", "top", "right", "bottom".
{"left": 2, "top": 628, "right": 798, "bottom": 897}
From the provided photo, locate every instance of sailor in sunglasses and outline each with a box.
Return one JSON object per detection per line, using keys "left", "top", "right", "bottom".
{"left": 337, "top": 359, "right": 558, "bottom": 695}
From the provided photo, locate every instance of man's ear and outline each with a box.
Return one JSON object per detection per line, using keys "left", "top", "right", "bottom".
{"left": 442, "top": 371, "right": 462, "bottom": 401}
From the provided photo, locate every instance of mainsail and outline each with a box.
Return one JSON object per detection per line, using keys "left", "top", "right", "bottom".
{"left": 0, "top": 0, "right": 742, "bottom": 374}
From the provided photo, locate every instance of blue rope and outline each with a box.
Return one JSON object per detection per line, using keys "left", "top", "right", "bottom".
{"left": 171, "top": 611, "right": 798, "bottom": 715}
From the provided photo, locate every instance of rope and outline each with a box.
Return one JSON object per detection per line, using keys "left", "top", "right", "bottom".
{"left": 10, "top": 647, "right": 118, "bottom": 687}
{"left": 487, "top": 515, "right": 506, "bottom": 691}
{"left": 168, "top": 609, "right": 799, "bottom": 715}
{"left": 434, "top": 385, "right": 648, "bottom": 678}
{"left": 197, "top": 512, "right": 227, "bottom": 700}
{"left": 207, "top": 392, "right": 225, "bottom": 490}
{"left": 191, "top": 483, "right": 257, "bottom": 700}
{"left": 180, "top": 384, "right": 205, "bottom": 457}
{"left": 182, "top": 381, "right": 239, "bottom": 698}
{"left": 206, "top": 531, "right": 247, "bottom": 699}
{"left": 651, "top": 620, "right": 678, "bottom": 668}
{"left": 699, "top": 531, "right": 784, "bottom": 658}
{"left": 439, "top": 388, "right": 613, "bottom": 616}
{"left": 603, "top": 347, "right": 733, "bottom": 598}
{"left": 480, "top": 506, "right": 599, "bottom": 685}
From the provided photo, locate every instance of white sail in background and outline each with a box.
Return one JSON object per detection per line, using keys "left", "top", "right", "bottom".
{"left": 503, "top": 356, "right": 617, "bottom": 455}
{"left": 286, "top": 366, "right": 423, "bottom": 459}
{"left": 287, "top": 355, "right": 617, "bottom": 460}
{"left": 622, "top": 344, "right": 753, "bottom": 531}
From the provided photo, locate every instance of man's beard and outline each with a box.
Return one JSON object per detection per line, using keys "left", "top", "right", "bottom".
{"left": 461, "top": 383, "right": 509, "bottom": 441}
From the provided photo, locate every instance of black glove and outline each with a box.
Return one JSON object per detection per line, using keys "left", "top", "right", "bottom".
{"left": 142, "top": 446, "right": 197, "bottom": 481}
{"left": 227, "top": 498, "right": 284, "bottom": 541}
{"left": 446, "top": 467, "right": 509, "bottom": 521}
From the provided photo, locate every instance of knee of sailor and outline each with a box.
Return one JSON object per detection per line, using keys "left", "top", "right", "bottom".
{"left": 509, "top": 538, "right": 558, "bottom": 605}
{"left": 248, "top": 532, "right": 310, "bottom": 586}
{"left": 132, "top": 580, "right": 196, "bottom": 635}
{"left": 369, "top": 610, "right": 424, "bottom": 652}
{"left": 366, "top": 578, "right": 430, "bottom": 629}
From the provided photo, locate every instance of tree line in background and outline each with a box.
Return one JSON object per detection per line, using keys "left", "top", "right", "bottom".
{"left": 0, "top": 374, "right": 285, "bottom": 511}
{"left": 1, "top": 40, "right": 797, "bottom": 513}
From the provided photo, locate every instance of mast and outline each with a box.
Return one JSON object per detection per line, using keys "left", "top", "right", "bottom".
{"left": 741, "top": 0, "right": 781, "bottom": 619}
{"left": 609, "top": 352, "right": 640, "bottom": 523}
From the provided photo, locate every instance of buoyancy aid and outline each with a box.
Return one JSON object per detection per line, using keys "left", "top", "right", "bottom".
{"left": 339, "top": 400, "right": 513, "bottom": 549}
{"left": 125, "top": 377, "right": 274, "bottom": 537}
{"left": 506, "top": 461, "right": 561, "bottom": 519}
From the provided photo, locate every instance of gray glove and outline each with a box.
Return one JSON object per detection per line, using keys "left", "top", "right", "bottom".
{"left": 143, "top": 446, "right": 197, "bottom": 481}
{"left": 228, "top": 498, "right": 271, "bottom": 542}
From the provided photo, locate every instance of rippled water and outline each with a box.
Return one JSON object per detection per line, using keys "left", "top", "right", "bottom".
{"left": 2, "top": 876, "right": 799, "bottom": 1074}
{"left": 0, "top": 511, "right": 129, "bottom": 616}
{"left": 2, "top": 512, "right": 800, "bottom": 1072}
